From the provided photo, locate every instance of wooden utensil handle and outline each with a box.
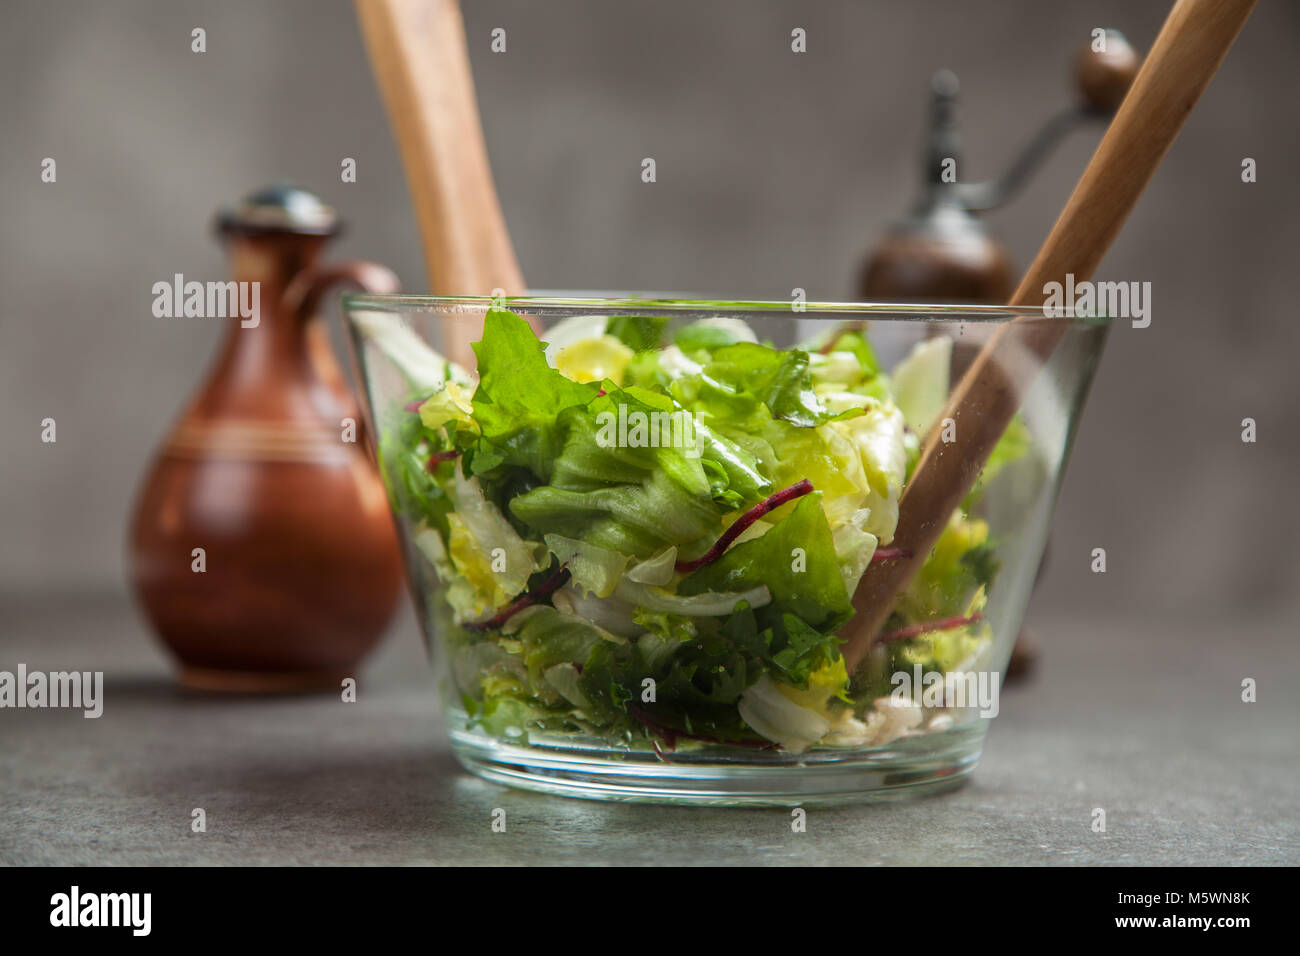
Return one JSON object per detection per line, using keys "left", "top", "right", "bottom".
{"left": 842, "top": 0, "right": 1256, "bottom": 671}
{"left": 355, "top": 0, "right": 527, "bottom": 366}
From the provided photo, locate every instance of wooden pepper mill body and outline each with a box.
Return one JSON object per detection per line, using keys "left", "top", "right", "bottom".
{"left": 129, "top": 186, "right": 404, "bottom": 691}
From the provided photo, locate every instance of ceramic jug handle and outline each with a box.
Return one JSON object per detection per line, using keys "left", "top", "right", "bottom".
{"left": 284, "top": 260, "right": 401, "bottom": 433}
{"left": 285, "top": 259, "right": 400, "bottom": 323}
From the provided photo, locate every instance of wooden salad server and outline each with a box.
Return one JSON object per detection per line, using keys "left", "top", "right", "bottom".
{"left": 355, "top": 0, "right": 529, "bottom": 368}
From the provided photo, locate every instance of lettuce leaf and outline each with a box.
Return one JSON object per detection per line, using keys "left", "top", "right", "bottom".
{"left": 543, "top": 534, "right": 629, "bottom": 598}
{"left": 829, "top": 330, "right": 881, "bottom": 377}
{"left": 511, "top": 605, "right": 607, "bottom": 693}
{"left": 677, "top": 492, "right": 853, "bottom": 633}
{"left": 705, "top": 343, "right": 828, "bottom": 427}
{"left": 669, "top": 341, "right": 831, "bottom": 429}
{"left": 824, "top": 404, "right": 908, "bottom": 543}
{"left": 579, "top": 624, "right": 762, "bottom": 738}
{"left": 737, "top": 674, "right": 831, "bottom": 752}
{"left": 891, "top": 336, "right": 952, "bottom": 435}
{"left": 507, "top": 383, "right": 745, "bottom": 556}
{"left": 511, "top": 480, "right": 716, "bottom": 557}
{"left": 672, "top": 317, "right": 757, "bottom": 354}
{"left": 378, "top": 413, "right": 454, "bottom": 538}
{"left": 443, "top": 466, "right": 547, "bottom": 620}
{"left": 606, "top": 315, "right": 669, "bottom": 352}
{"left": 895, "top": 512, "right": 992, "bottom": 622}
{"left": 573, "top": 602, "right": 846, "bottom": 740}
{"left": 963, "top": 413, "right": 1033, "bottom": 511}
{"left": 470, "top": 307, "right": 602, "bottom": 480}
{"left": 418, "top": 381, "right": 477, "bottom": 433}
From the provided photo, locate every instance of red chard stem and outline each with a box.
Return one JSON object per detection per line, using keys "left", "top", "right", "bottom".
{"left": 676, "top": 479, "right": 814, "bottom": 573}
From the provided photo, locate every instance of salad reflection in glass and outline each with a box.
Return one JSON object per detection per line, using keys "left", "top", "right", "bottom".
{"left": 364, "top": 307, "right": 1027, "bottom": 756}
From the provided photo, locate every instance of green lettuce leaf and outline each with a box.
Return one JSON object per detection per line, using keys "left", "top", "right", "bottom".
{"left": 508, "top": 389, "right": 723, "bottom": 556}
{"left": 963, "top": 413, "right": 1033, "bottom": 510}
{"left": 670, "top": 342, "right": 831, "bottom": 429}
{"left": 378, "top": 413, "right": 454, "bottom": 538}
{"left": 579, "top": 624, "right": 762, "bottom": 739}
{"left": 470, "top": 307, "right": 602, "bottom": 481}
{"left": 891, "top": 336, "right": 952, "bottom": 435}
{"left": 677, "top": 492, "right": 853, "bottom": 633}
{"left": 606, "top": 315, "right": 669, "bottom": 353}
{"left": 830, "top": 330, "right": 881, "bottom": 377}
{"left": 895, "top": 512, "right": 992, "bottom": 622}
{"left": 511, "top": 468, "right": 720, "bottom": 557}
{"left": 506, "top": 379, "right": 764, "bottom": 556}
{"left": 543, "top": 534, "right": 629, "bottom": 598}
{"left": 673, "top": 322, "right": 749, "bottom": 353}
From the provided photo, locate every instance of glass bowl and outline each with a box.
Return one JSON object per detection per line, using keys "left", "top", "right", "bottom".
{"left": 344, "top": 295, "right": 1108, "bottom": 806}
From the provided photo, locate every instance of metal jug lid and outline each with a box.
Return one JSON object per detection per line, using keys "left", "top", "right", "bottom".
{"left": 216, "top": 184, "right": 340, "bottom": 237}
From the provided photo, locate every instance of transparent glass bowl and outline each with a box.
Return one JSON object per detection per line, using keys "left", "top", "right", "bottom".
{"left": 344, "top": 295, "right": 1108, "bottom": 805}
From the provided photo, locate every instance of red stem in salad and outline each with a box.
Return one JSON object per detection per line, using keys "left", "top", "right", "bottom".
{"left": 426, "top": 449, "right": 461, "bottom": 471}
{"left": 871, "top": 547, "right": 913, "bottom": 562}
{"left": 462, "top": 565, "right": 572, "bottom": 632}
{"left": 875, "top": 611, "right": 984, "bottom": 646}
{"left": 676, "top": 479, "right": 814, "bottom": 573}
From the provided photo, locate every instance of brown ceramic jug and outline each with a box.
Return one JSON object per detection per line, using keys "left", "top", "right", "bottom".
{"left": 130, "top": 185, "right": 405, "bottom": 691}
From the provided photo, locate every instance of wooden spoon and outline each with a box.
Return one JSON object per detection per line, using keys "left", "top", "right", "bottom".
{"left": 354, "top": 0, "right": 529, "bottom": 367}
{"left": 841, "top": 0, "right": 1257, "bottom": 672}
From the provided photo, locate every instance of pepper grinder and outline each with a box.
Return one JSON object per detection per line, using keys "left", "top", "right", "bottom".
{"left": 130, "top": 185, "right": 405, "bottom": 691}
{"left": 857, "top": 32, "right": 1140, "bottom": 679}
{"left": 860, "top": 29, "right": 1140, "bottom": 310}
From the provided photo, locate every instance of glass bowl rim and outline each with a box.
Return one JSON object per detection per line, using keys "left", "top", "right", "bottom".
{"left": 341, "top": 293, "right": 1112, "bottom": 326}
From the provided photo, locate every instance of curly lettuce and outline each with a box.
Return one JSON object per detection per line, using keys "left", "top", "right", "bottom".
{"left": 370, "top": 308, "right": 1026, "bottom": 754}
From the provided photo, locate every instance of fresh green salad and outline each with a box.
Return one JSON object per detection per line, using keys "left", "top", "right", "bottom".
{"left": 366, "top": 307, "right": 1024, "bottom": 754}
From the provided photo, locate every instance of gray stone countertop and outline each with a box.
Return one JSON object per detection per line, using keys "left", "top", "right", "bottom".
{"left": 2, "top": 594, "right": 1296, "bottom": 865}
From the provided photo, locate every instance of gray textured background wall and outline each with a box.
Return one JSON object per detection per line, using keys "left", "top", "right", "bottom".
{"left": 2, "top": 0, "right": 1297, "bottom": 626}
